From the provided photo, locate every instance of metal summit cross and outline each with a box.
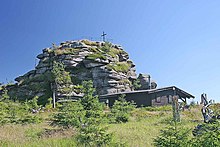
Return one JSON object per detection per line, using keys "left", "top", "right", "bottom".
{"left": 101, "top": 32, "right": 107, "bottom": 42}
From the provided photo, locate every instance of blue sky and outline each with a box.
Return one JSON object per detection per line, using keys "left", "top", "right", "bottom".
{"left": 1, "top": 0, "right": 220, "bottom": 102}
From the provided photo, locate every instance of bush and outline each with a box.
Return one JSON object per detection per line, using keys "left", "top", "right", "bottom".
{"left": 153, "top": 123, "right": 190, "bottom": 147}
{"left": 110, "top": 94, "right": 136, "bottom": 123}
{"left": 191, "top": 122, "right": 220, "bottom": 146}
{"left": 52, "top": 80, "right": 113, "bottom": 146}
{"left": 27, "top": 96, "right": 40, "bottom": 110}
{"left": 76, "top": 81, "right": 113, "bottom": 146}
{"left": 0, "top": 100, "right": 42, "bottom": 125}
{"left": 210, "top": 103, "right": 220, "bottom": 116}
{"left": 52, "top": 101, "right": 85, "bottom": 128}
{"left": 51, "top": 61, "right": 73, "bottom": 95}
{"left": 132, "top": 79, "right": 141, "bottom": 90}
{"left": 45, "top": 97, "right": 53, "bottom": 111}
{"left": 77, "top": 125, "right": 113, "bottom": 146}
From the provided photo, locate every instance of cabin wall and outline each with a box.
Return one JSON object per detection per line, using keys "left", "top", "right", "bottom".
{"left": 100, "top": 91, "right": 190, "bottom": 108}
{"left": 102, "top": 92, "right": 152, "bottom": 107}
{"left": 151, "top": 95, "right": 173, "bottom": 106}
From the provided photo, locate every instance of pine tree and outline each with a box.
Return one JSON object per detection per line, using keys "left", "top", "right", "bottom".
{"left": 51, "top": 61, "right": 73, "bottom": 108}
{"left": 110, "top": 94, "right": 136, "bottom": 123}
{"left": 77, "top": 80, "right": 113, "bottom": 146}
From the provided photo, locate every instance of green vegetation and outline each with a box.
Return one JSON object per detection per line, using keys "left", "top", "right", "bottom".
{"left": 86, "top": 52, "right": 107, "bottom": 60}
{"left": 190, "top": 122, "right": 220, "bottom": 146}
{"left": 119, "top": 79, "right": 132, "bottom": 86}
{"left": 86, "top": 42, "right": 125, "bottom": 60}
{"left": 109, "top": 94, "right": 136, "bottom": 123}
{"left": 154, "top": 118, "right": 220, "bottom": 147}
{"left": 0, "top": 95, "right": 42, "bottom": 125}
{"left": 77, "top": 81, "right": 113, "bottom": 146}
{"left": 52, "top": 101, "right": 85, "bottom": 128}
{"left": 53, "top": 81, "right": 113, "bottom": 146}
{"left": 132, "top": 79, "right": 141, "bottom": 90}
{"left": 51, "top": 61, "right": 72, "bottom": 94}
{"left": 107, "top": 61, "right": 131, "bottom": 73}
{"left": 1, "top": 78, "right": 220, "bottom": 146}
{"left": 99, "top": 42, "right": 119, "bottom": 58}
{"left": 0, "top": 102, "right": 217, "bottom": 147}
{"left": 81, "top": 40, "right": 99, "bottom": 46}
{"left": 153, "top": 122, "right": 191, "bottom": 147}
{"left": 210, "top": 103, "right": 220, "bottom": 116}
{"left": 53, "top": 48, "right": 79, "bottom": 55}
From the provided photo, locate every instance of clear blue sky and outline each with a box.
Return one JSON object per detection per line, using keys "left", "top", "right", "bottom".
{"left": 1, "top": 0, "right": 220, "bottom": 103}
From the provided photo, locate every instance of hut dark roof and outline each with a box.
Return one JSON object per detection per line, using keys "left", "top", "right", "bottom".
{"left": 100, "top": 86, "right": 195, "bottom": 99}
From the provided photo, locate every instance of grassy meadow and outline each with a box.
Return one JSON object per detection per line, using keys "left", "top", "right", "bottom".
{"left": 0, "top": 105, "right": 204, "bottom": 147}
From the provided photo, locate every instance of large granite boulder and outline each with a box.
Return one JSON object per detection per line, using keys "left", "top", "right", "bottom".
{"left": 8, "top": 40, "right": 139, "bottom": 102}
{"left": 138, "top": 73, "right": 157, "bottom": 90}
{"left": 5, "top": 39, "right": 157, "bottom": 103}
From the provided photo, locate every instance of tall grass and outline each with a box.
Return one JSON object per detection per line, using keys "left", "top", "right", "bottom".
{"left": 0, "top": 105, "right": 204, "bottom": 147}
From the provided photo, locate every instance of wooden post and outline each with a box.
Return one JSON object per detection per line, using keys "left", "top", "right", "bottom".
{"left": 51, "top": 83, "right": 56, "bottom": 108}
{"left": 172, "top": 95, "right": 180, "bottom": 122}
{"left": 172, "top": 87, "right": 180, "bottom": 122}
{"left": 53, "top": 89, "right": 56, "bottom": 108}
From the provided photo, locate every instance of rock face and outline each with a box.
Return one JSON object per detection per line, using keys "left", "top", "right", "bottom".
{"left": 6, "top": 40, "right": 157, "bottom": 103}
{"left": 10, "top": 40, "right": 140, "bottom": 102}
{"left": 137, "top": 73, "right": 157, "bottom": 90}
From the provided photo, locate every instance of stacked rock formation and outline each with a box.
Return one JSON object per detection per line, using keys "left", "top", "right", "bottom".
{"left": 10, "top": 40, "right": 138, "bottom": 102}
{"left": 137, "top": 73, "right": 157, "bottom": 90}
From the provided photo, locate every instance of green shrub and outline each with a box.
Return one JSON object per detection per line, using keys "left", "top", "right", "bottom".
{"left": 210, "top": 103, "right": 220, "bottom": 116}
{"left": 132, "top": 79, "right": 141, "bottom": 90}
{"left": 77, "top": 125, "right": 113, "bottom": 146}
{"left": 27, "top": 96, "right": 40, "bottom": 110}
{"left": 45, "top": 97, "right": 53, "bottom": 111}
{"left": 87, "top": 42, "right": 125, "bottom": 59}
{"left": 110, "top": 94, "right": 136, "bottom": 123}
{"left": 0, "top": 102, "right": 9, "bottom": 124}
{"left": 51, "top": 61, "right": 73, "bottom": 95}
{"left": 0, "top": 100, "right": 42, "bottom": 125}
{"left": 107, "top": 62, "right": 131, "bottom": 73}
{"left": 52, "top": 101, "right": 85, "bottom": 128}
{"left": 77, "top": 81, "right": 113, "bottom": 146}
{"left": 20, "top": 114, "right": 42, "bottom": 124}
{"left": 153, "top": 123, "right": 190, "bottom": 147}
{"left": 0, "top": 89, "right": 10, "bottom": 100}
{"left": 191, "top": 122, "right": 220, "bottom": 146}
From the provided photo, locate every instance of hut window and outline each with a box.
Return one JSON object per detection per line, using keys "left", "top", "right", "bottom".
{"left": 168, "top": 96, "right": 172, "bottom": 103}
{"left": 156, "top": 97, "right": 161, "bottom": 103}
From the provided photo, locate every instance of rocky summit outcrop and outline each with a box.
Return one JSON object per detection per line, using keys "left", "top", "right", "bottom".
{"left": 5, "top": 39, "right": 157, "bottom": 103}
{"left": 8, "top": 40, "right": 140, "bottom": 102}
